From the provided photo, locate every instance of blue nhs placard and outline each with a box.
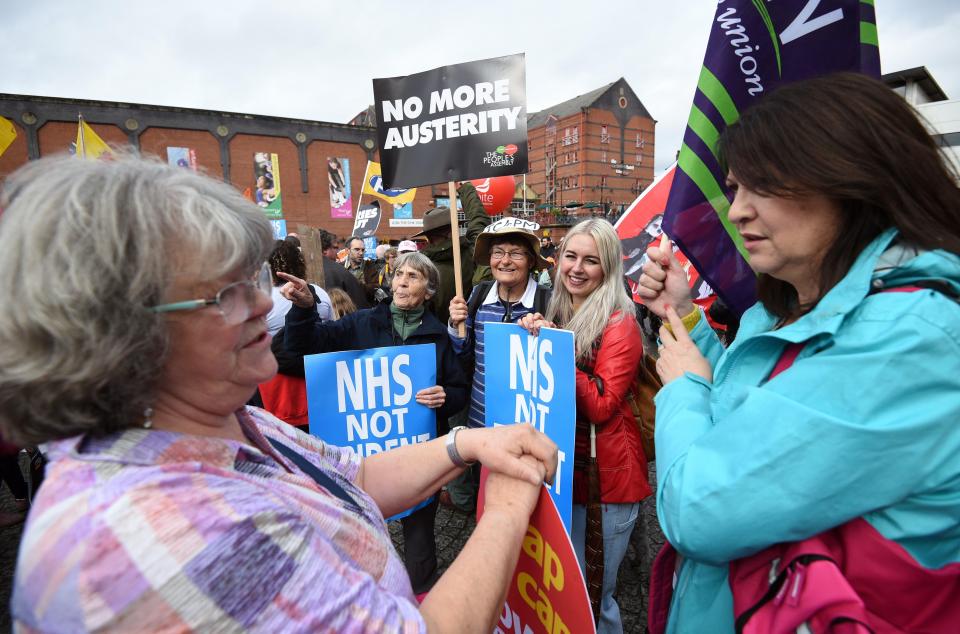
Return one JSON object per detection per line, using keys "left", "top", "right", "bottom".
{"left": 304, "top": 343, "right": 437, "bottom": 521}
{"left": 305, "top": 343, "right": 437, "bottom": 456}
{"left": 484, "top": 323, "right": 575, "bottom": 534}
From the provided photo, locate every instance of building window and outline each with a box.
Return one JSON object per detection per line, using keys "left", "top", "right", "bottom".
{"left": 601, "top": 150, "right": 607, "bottom": 164}
{"left": 572, "top": 126, "right": 579, "bottom": 143}
{"left": 563, "top": 127, "right": 571, "bottom": 146}
{"left": 635, "top": 152, "right": 643, "bottom": 165}
{"left": 601, "top": 125, "right": 609, "bottom": 144}
{"left": 572, "top": 151, "right": 578, "bottom": 163}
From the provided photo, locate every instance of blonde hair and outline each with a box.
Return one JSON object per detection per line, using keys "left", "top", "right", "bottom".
{"left": 546, "top": 219, "right": 635, "bottom": 362}
{"left": 328, "top": 288, "right": 358, "bottom": 320}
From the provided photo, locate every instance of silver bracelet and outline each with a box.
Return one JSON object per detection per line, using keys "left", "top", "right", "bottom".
{"left": 445, "top": 426, "right": 475, "bottom": 469}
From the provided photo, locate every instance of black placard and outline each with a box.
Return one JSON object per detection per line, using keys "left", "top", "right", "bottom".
{"left": 372, "top": 53, "right": 528, "bottom": 189}
{"left": 352, "top": 202, "right": 382, "bottom": 238}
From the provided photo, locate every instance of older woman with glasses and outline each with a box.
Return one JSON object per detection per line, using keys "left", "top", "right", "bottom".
{"left": 442, "top": 221, "right": 552, "bottom": 512}
{"left": 0, "top": 156, "right": 557, "bottom": 633}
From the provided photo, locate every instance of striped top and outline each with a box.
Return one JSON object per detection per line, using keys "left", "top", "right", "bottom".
{"left": 12, "top": 407, "right": 425, "bottom": 633}
{"left": 449, "top": 277, "right": 540, "bottom": 428}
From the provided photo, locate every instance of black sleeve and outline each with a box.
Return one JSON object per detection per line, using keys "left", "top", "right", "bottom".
{"left": 272, "top": 327, "right": 305, "bottom": 377}
{"left": 436, "top": 338, "right": 471, "bottom": 426}
{"left": 284, "top": 304, "right": 361, "bottom": 355}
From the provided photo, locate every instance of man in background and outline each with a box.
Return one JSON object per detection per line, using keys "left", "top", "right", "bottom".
{"left": 410, "top": 182, "right": 489, "bottom": 325}
{"left": 343, "top": 235, "right": 379, "bottom": 305}
{"left": 318, "top": 230, "right": 370, "bottom": 309}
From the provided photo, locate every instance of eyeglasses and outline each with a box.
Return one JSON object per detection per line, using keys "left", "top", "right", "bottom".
{"left": 149, "top": 262, "right": 272, "bottom": 325}
{"left": 490, "top": 248, "right": 530, "bottom": 262}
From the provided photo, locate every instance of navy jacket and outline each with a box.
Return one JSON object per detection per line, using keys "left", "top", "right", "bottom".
{"left": 284, "top": 301, "right": 469, "bottom": 434}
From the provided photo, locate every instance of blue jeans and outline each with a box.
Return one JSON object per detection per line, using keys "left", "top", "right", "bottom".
{"left": 572, "top": 502, "right": 640, "bottom": 634}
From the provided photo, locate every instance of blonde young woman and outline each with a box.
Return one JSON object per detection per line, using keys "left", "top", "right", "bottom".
{"left": 521, "top": 219, "right": 651, "bottom": 634}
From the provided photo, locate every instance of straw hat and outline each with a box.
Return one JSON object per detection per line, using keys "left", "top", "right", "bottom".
{"left": 474, "top": 217, "right": 550, "bottom": 269}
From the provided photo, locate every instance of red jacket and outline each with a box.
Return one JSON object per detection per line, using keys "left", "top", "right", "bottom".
{"left": 258, "top": 374, "right": 309, "bottom": 429}
{"left": 573, "top": 312, "right": 651, "bottom": 504}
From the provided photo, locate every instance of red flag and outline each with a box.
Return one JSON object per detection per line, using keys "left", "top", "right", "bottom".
{"left": 615, "top": 165, "right": 713, "bottom": 305}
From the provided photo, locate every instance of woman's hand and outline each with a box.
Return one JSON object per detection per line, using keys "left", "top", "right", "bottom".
{"left": 656, "top": 305, "right": 713, "bottom": 384}
{"left": 276, "top": 272, "right": 314, "bottom": 309}
{"left": 517, "top": 312, "right": 555, "bottom": 337}
{"left": 636, "top": 236, "right": 695, "bottom": 319}
{"left": 449, "top": 295, "right": 468, "bottom": 329}
{"left": 457, "top": 424, "right": 558, "bottom": 486}
{"left": 415, "top": 385, "right": 446, "bottom": 409}
{"left": 483, "top": 454, "right": 544, "bottom": 520}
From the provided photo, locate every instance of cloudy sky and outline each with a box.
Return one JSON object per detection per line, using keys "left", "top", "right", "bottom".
{"left": 5, "top": 1, "right": 958, "bottom": 172}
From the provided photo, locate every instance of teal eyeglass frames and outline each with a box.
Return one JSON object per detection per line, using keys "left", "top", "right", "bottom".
{"left": 149, "top": 262, "right": 273, "bottom": 325}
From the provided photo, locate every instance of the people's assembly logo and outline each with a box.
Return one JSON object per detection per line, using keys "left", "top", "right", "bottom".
{"left": 482, "top": 143, "right": 519, "bottom": 167}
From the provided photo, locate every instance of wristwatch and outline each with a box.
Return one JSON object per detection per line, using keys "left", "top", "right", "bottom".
{"left": 445, "top": 426, "right": 475, "bottom": 469}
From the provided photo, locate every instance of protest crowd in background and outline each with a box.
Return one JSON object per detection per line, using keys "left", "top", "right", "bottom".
{"left": 2, "top": 2, "right": 960, "bottom": 632}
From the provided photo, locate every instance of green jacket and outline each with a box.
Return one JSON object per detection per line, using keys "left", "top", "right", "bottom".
{"left": 422, "top": 182, "right": 490, "bottom": 325}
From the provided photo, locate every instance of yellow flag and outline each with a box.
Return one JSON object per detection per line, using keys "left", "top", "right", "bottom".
{"left": 0, "top": 116, "right": 16, "bottom": 158}
{"left": 75, "top": 118, "right": 113, "bottom": 160}
{"left": 360, "top": 161, "right": 417, "bottom": 205}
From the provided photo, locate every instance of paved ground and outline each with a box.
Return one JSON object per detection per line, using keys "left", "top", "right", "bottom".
{"left": 0, "top": 462, "right": 664, "bottom": 633}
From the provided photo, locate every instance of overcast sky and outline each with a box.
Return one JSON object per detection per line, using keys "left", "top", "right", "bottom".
{"left": 5, "top": 1, "right": 958, "bottom": 172}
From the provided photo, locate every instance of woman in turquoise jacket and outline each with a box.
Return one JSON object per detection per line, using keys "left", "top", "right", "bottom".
{"left": 638, "top": 73, "right": 960, "bottom": 632}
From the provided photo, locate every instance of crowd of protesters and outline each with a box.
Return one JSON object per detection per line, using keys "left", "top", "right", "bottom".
{"left": 0, "top": 73, "right": 958, "bottom": 633}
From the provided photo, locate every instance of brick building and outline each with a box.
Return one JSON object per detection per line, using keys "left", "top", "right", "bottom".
{"left": 524, "top": 78, "right": 656, "bottom": 228}
{"left": 0, "top": 94, "right": 438, "bottom": 243}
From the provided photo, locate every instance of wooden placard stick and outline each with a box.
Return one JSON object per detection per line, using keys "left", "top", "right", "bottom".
{"left": 447, "top": 181, "right": 465, "bottom": 337}
{"left": 298, "top": 224, "right": 326, "bottom": 290}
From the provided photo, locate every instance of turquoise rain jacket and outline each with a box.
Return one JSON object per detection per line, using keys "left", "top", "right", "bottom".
{"left": 654, "top": 229, "right": 960, "bottom": 633}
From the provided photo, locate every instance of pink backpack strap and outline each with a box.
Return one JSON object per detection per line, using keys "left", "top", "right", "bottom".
{"left": 648, "top": 543, "right": 679, "bottom": 634}
{"left": 768, "top": 342, "right": 805, "bottom": 380}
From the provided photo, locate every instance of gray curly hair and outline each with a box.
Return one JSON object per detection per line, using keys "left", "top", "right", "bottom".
{"left": 393, "top": 252, "right": 439, "bottom": 299}
{"left": 0, "top": 154, "right": 273, "bottom": 444}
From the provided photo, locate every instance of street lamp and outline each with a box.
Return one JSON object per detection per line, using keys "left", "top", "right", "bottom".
{"left": 592, "top": 176, "right": 608, "bottom": 216}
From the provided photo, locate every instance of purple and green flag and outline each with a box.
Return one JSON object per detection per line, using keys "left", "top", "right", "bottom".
{"left": 663, "top": 0, "right": 880, "bottom": 314}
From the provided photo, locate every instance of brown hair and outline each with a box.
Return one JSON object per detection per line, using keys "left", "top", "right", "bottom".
{"left": 268, "top": 239, "right": 306, "bottom": 285}
{"left": 718, "top": 72, "right": 960, "bottom": 319}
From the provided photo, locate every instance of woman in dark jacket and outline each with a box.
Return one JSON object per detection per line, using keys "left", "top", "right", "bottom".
{"left": 279, "top": 251, "right": 469, "bottom": 596}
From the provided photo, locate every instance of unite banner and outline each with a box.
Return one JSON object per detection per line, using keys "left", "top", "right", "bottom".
{"left": 483, "top": 323, "right": 575, "bottom": 534}
{"left": 662, "top": 0, "right": 880, "bottom": 314}
{"left": 372, "top": 53, "right": 528, "bottom": 189}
